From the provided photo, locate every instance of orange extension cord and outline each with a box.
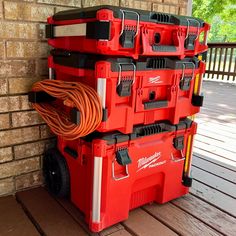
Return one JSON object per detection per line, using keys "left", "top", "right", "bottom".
{"left": 32, "top": 80, "right": 102, "bottom": 140}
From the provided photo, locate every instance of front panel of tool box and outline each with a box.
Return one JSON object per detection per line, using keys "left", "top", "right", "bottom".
{"left": 47, "top": 9, "right": 208, "bottom": 59}
{"left": 52, "top": 61, "right": 203, "bottom": 133}
{"left": 134, "top": 69, "right": 177, "bottom": 125}
{"left": 134, "top": 65, "right": 202, "bottom": 125}
{"left": 97, "top": 127, "right": 195, "bottom": 229}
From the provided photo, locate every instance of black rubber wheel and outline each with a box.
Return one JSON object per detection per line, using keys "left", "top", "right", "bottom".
{"left": 43, "top": 148, "right": 70, "bottom": 197}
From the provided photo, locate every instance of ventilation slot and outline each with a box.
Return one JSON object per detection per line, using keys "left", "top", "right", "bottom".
{"left": 147, "top": 58, "right": 167, "bottom": 69}
{"left": 151, "top": 13, "right": 171, "bottom": 23}
{"left": 138, "top": 124, "right": 163, "bottom": 136}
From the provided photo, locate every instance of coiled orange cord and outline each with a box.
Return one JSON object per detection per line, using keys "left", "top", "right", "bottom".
{"left": 32, "top": 80, "right": 102, "bottom": 140}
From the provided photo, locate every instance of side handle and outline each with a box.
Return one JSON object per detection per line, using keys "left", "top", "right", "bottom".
{"left": 144, "top": 100, "right": 168, "bottom": 110}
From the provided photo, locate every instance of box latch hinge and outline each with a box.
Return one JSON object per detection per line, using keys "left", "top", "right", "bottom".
{"left": 116, "top": 63, "right": 136, "bottom": 97}
{"left": 119, "top": 9, "right": 140, "bottom": 49}
{"left": 179, "top": 76, "right": 192, "bottom": 90}
{"left": 116, "top": 148, "right": 132, "bottom": 166}
{"left": 173, "top": 136, "right": 184, "bottom": 150}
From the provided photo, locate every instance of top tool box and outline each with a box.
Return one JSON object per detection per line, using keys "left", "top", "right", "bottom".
{"left": 46, "top": 5, "right": 210, "bottom": 59}
{"left": 49, "top": 118, "right": 196, "bottom": 232}
{"left": 48, "top": 49, "right": 204, "bottom": 134}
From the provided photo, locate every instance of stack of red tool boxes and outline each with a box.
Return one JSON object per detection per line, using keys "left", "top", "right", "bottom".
{"left": 40, "top": 5, "right": 209, "bottom": 232}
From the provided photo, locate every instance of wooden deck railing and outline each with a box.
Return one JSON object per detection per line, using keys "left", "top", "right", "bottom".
{"left": 204, "top": 43, "right": 236, "bottom": 83}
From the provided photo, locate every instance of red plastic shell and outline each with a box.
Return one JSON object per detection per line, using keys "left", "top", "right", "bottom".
{"left": 47, "top": 9, "right": 210, "bottom": 59}
{"left": 49, "top": 57, "right": 205, "bottom": 134}
{"left": 57, "top": 121, "right": 197, "bottom": 232}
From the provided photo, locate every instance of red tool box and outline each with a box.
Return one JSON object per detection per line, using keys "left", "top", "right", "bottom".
{"left": 46, "top": 5, "right": 210, "bottom": 59}
{"left": 43, "top": 118, "right": 196, "bottom": 232}
{"left": 48, "top": 49, "right": 204, "bottom": 134}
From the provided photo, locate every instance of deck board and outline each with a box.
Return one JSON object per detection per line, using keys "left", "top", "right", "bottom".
{"left": 191, "top": 166, "right": 236, "bottom": 198}
{"left": 192, "top": 155, "right": 236, "bottom": 183}
{"left": 123, "top": 208, "right": 177, "bottom": 236}
{"left": 172, "top": 194, "right": 236, "bottom": 236}
{"left": 191, "top": 181, "right": 236, "bottom": 217}
{"left": 0, "top": 196, "right": 39, "bottom": 236}
{"left": 16, "top": 187, "right": 89, "bottom": 236}
{"left": 57, "top": 197, "right": 128, "bottom": 236}
{"left": 143, "top": 203, "right": 220, "bottom": 236}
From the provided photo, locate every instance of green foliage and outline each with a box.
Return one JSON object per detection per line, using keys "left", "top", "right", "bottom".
{"left": 192, "top": 0, "right": 236, "bottom": 42}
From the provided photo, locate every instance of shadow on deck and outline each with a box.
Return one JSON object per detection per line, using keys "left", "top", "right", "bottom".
{"left": 1, "top": 81, "right": 236, "bottom": 236}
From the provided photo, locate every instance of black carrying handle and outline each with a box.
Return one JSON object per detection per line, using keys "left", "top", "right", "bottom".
{"left": 144, "top": 100, "right": 168, "bottom": 110}
{"left": 133, "top": 122, "right": 176, "bottom": 137}
{"left": 64, "top": 146, "right": 78, "bottom": 159}
{"left": 152, "top": 45, "right": 177, "bottom": 52}
{"left": 149, "top": 12, "right": 171, "bottom": 23}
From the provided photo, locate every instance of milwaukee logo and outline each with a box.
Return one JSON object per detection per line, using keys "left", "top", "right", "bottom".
{"left": 148, "top": 76, "right": 162, "bottom": 84}
{"left": 137, "top": 152, "right": 166, "bottom": 172}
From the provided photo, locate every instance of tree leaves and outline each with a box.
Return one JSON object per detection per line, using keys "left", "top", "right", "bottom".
{"left": 192, "top": 0, "right": 236, "bottom": 42}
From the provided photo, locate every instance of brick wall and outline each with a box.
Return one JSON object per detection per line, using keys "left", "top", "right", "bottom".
{"left": 0, "top": 0, "right": 188, "bottom": 196}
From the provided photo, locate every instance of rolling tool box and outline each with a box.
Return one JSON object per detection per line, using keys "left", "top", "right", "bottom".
{"left": 46, "top": 5, "right": 210, "bottom": 59}
{"left": 53, "top": 118, "right": 196, "bottom": 232}
{"left": 48, "top": 50, "right": 204, "bottom": 134}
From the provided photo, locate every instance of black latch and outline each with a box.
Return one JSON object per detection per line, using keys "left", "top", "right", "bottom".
{"left": 182, "top": 176, "right": 193, "bottom": 187}
{"left": 117, "top": 80, "right": 132, "bottom": 97}
{"left": 116, "top": 148, "right": 132, "bottom": 166}
{"left": 184, "top": 34, "right": 196, "bottom": 50}
{"left": 28, "top": 91, "right": 56, "bottom": 103}
{"left": 179, "top": 76, "right": 192, "bottom": 91}
{"left": 45, "top": 24, "right": 54, "bottom": 39}
{"left": 120, "top": 30, "right": 135, "bottom": 48}
{"left": 64, "top": 146, "right": 78, "bottom": 159}
{"left": 102, "top": 108, "right": 108, "bottom": 121}
{"left": 173, "top": 136, "right": 184, "bottom": 150}
{"left": 70, "top": 108, "right": 80, "bottom": 125}
{"left": 192, "top": 94, "right": 204, "bottom": 107}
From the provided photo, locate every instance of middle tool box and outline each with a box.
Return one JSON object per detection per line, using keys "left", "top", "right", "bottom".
{"left": 46, "top": 5, "right": 210, "bottom": 59}
{"left": 49, "top": 49, "right": 205, "bottom": 134}
{"left": 52, "top": 118, "right": 196, "bottom": 232}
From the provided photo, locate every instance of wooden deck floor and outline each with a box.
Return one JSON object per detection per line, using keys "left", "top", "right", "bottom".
{"left": 1, "top": 81, "right": 236, "bottom": 236}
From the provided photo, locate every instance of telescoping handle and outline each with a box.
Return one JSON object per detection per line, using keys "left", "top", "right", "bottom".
{"left": 46, "top": 21, "right": 111, "bottom": 40}
{"left": 143, "top": 100, "right": 168, "bottom": 110}
{"left": 141, "top": 28, "right": 183, "bottom": 57}
{"left": 151, "top": 29, "right": 182, "bottom": 53}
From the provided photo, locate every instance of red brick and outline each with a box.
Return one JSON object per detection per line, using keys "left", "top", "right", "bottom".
{"left": 83, "top": 0, "right": 119, "bottom": 7}
{"left": 4, "top": 1, "right": 54, "bottom": 22}
{"left": 0, "top": 41, "right": 5, "bottom": 59}
{"left": 0, "top": 178, "right": 14, "bottom": 196}
{"left": 6, "top": 41, "right": 49, "bottom": 59}
{"left": 14, "top": 140, "right": 52, "bottom": 159}
{"left": 0, "top": 147, "right": 13, "bottom": 163}
{"left": 0, "top": 114, "right": 10, "bottom": 130}
{"left": 0, "top": 79, "right": 7, "bottom": 95}
{"left": 15, "top": 171, "right": 42, "bottom": 190}
{"left": 0, "top": 126, "right": 40, "bottom": 147}
{"left": 0, "top": 22, "right": 37, "bottom": 39}
{"left": 0, "top": 60, "right": 36, "bottom": 77}
{"left": 40, "top": 124, "right": 55, "bottom": 139}
{"left": 8, "top": 77, "right": 41, "bottom": 94}
{"left": 12, "top": 111, "right": 44, "bottom": 127}
{"left": 120, "top": 0, "right": 152, "bottom": 10}
{"left": 38, "top": 0, "right": 81, "bottom": 7}
{"left": 0, "top": 95, "right": 31, "bottom": 113}
{"left": 0, "top": 157, "right": 40, "bottom": 179}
